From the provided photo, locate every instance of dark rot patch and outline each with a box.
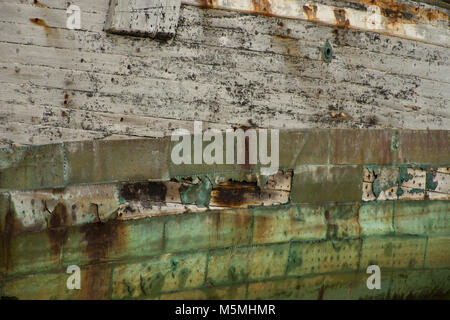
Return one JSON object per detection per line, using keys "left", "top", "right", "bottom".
{"left": 211, "top": 181, "right": 260, "bottom": 208}
{"left": 120, "top": 182, "right": 167, "bottom": 203}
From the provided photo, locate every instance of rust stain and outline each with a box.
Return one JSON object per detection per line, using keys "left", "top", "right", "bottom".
{"left": 82, "top": 265, "right": 113, "bottom": 299}
{"left": 31, "top": 0, "right": 48, "bottom": 8}
{"left": 47, "top": 203, "right": 68, "bottom": 257}
{"left": 251, "top": 0, "right": 272, "bottom": 16}
{"left": 303, "top": 4, "right": 318, "bottom": 20}
{"left": 81, "top": 220, "right": 125, "bottom": 263}
{"left": 356, "top": 0, "right": 448, "bottom": 22}
{"left": 254, "top": 213, "right": 269, "bottom": 241}
{"left": 29, "top": 17, "right": 48, "bottom": 28}
{"left": 317, "top": 283, "right": 325, "bottom": 300}
{"left": 198, "top": 0, "right": 218, "bottom": 8}
{"left": 333, "top": 8, "right": 350, "bottom": 28}
{"left": 3, "top": 203, "right": 14, "bottom": 273}
{"left": 63, "top": 93, "right": 69, "bottom": 105}
{"left": 77, "top": 218, "right": 127, "bottom": 298}
{"left": 29, "top": 17, "right": 60, "bottom": 43}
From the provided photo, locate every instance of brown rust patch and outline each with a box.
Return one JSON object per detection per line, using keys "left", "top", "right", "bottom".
{"left": 29, "top": 17, "right": 60, "bottom": 43}
{"left": 356, "top": 0, "right": 448, "bottom": 22}
{"left": 82, "top": 265, "right": 113, "bottom": 299}
{"left": 251, "top": 0, "right": 272, "bottom": 16}
{"left": 198, "top": 0, "right": 218, "bottom": 8}
{"left": 80, "top": 219, "right": 127, "bottom": 263}
{"left": 32, "top": 0, "right": 48, "bottom": 8}
{"left": 46, "top": 203, "right": 68, "bottom": 257}
{"left": 63, "top": 93, "right": 69, "bottom": 105}
{"left": 3, "top": 201, "right": 14, "bottom": 273}
{"left": 333, "top": 8, "right": 350, "bottom": 28}
{"left": 303, "top": 4, "right": 318, "bottom": 20}
{"left": 29, "top": 17, "right": 48, "bottom": 28}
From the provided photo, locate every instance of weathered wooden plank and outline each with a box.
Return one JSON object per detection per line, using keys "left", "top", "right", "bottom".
{"left": 0, "top": 121, "right": 108, "bottom": 146}
{"left": 1, "top": 0, "right": 110, "bottom": 14}
{"left": 1, "top": 67, "right": 447, "bottom": 132}
{"left": 0, "top": 1, "right": 448, "bottom": 145}
{"left": 5, "top": 1, "right": 450, "bottom": 66}
{"left": 0, "top": 100, "right": 232, "bottom": 139}
{"left": 3, "top": 40, "right": 448, "bottom": 114}
{"left": 179, "top": 5, "right": 450, "bottom": 66}
{"left": 1, "top": 4, "right": 449, "bottom": 84}
{"left": 0, "top": 2, "right": 105, "bottom": 32}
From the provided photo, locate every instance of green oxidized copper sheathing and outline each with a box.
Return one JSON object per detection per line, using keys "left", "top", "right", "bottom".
{"left": 322, "top": 40, "right": 333, "bottom": 63}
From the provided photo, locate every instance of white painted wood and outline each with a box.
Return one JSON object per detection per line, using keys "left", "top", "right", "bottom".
{"left": 0, "top": 1, "right": 448, "bottom": 145}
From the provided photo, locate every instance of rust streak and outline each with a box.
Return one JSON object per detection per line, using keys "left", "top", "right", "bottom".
{"left": 251, "top": 0, "right": 272, "bottom": 16}
{"left": 303, "top": 4, "right": 318, "bottom": 20}
{"left": 29, "top": 17, "right": 48, "bottom": 28}
{"left": 198, "top": 0, "right": 218, "bottom": 8}
{"left": 333, "top": 8, "right": 350, "bottom": 28}
{"left": 47, "top": 203, "right": 68, "bottom": 258}
{"left": 356, "top": 0, "right": 448, "bottom": 22}
{"left": 31, "top": 0, "right": 48, "bottom": 8}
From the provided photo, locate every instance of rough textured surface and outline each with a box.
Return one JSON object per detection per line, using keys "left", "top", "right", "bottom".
{"left": 0, "top": 0, "right": 449, "bottom": 300}
{"left": 0, "top": 1, "right": 449, "bottom": 147}
{"left": 0, "top": 131, "right": 449, "bottom": 299}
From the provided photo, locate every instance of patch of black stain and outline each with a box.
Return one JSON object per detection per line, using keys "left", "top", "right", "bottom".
{"left": 212, "top": 181, "right": 260, "bottom": 208}
{"left": 381, "top": 8, "right": 414, "bottom": 21}
{"left": 120, "top": 181, "right": 167, "bottom": 205}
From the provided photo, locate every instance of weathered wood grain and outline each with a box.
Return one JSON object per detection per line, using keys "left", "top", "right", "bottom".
{"left": 0, "top": 1, "right": 448, "bottom": 145}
